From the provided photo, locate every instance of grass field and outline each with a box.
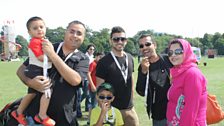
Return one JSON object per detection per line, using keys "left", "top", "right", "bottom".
{"left": 0, "top": 57, "right": 223, "bottom": 126}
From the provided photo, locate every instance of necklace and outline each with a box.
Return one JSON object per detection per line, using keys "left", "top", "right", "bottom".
{"left": 104, "top": 107, "right": 115, "bottom": 125}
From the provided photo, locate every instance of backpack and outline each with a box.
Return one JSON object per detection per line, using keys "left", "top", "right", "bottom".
{"left": 0, "top": 98, "right": 22, "bottom": 126}
{"left": 0, "top": 98, "right": 43, "bottom": 126}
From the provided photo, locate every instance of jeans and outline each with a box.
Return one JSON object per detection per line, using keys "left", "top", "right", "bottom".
{"left": 81, "top": 79, "right": 91, "bottom": 111}
{"left": 89, "top": 91, "right": 97, "bottom": 109}
{"left": 76, "top": 88, "right": 82, "bottom": 117}
{"left": 152, "top": 118, "right": 167, "bottom": 126}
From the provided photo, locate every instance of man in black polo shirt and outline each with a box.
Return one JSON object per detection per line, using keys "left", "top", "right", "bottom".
{"left": 96, "top": 26, "right": 139, "bottom": 126}
{"left": 12, "top": 20, "right": 89, "bottom": 126}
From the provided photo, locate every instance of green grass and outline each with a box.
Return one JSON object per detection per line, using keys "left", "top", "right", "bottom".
{"left": 0, "top": 57, "right": 224, "bottom": 126}
{"left": 0, "top": 61, "right": 27, "bottom": 106}
{"left": 197, "top": 57, "right": 224, "bottom": 126}
{"left": 199, "top": 57, "right": 224, "bottom": 97}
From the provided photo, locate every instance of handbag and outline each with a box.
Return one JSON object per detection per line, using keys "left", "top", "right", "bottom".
{"left": 206, "top": 93, "right": 224, "bottom": 125}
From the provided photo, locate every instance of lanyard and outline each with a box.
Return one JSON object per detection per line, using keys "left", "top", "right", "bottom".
{"left": 105, "top": 107, "right": 115, "bottom": 123}
{"left": 43, "top": 53, "right": 51, "bottom": 98}
{"left": 43, "top": 54, "right": 48, "bottom": 77}
{"left": 56, "top": 42, "right": 78, "bottom": 62}
{"left": 145, "top": 72, "right": 149, "bottom": 106}
{"left": 110, "top": 51, "right": 128, "bottom": 83}
{"left": 56, "top": 42, "right": 78, "bottom": 83}
{"left": 145, "top": 72, "right": 156, "bottom": 106}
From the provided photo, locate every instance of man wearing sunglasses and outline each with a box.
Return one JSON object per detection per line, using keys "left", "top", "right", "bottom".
{"left": 136, "top": 34, "right": 172, "bottom": 126}
{"left": 96, "top": 26, "right": 139, "bottom": 126}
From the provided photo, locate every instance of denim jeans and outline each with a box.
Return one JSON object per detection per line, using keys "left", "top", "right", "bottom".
{"left": 81, "top": 79, "right": 91, "bottom": 111}
{"left": 76, "top": 88, "right": 82, "bottom": 117}
{"left": 152, "top": 118, "right": 167, "bottom": 126}
{"left": 89, "top": 91, "right": 97, "bottom": 109}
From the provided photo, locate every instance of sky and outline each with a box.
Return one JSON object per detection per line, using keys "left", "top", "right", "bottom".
{"left": 0, "top": 0, "right": 224, "bottom": 39}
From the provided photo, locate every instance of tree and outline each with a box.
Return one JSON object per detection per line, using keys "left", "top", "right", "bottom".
{"left": 13, "top": 26, "right": 224, "bottom": 57}
{"left": 16, "top": 35, "right": 28, "bottom": 56}
{"left": 200, "top": 33, "right": 213, "bottom": 54}
{"left": 154, "top": 34, "right": 174, "bottom": 54}
{"left": 212, "top": 32, "right": 222, "bottom": 50}
{"left": 79, "top": 26, "right": 98, "bottom": 52}
{"left": 46, "top": 27, "right": 65, "bottom": 44}
{"left": 125, "top": 38, "right": 138, "bottom": 55}
{"left": 185, "top": 38, "right": 202, "bottom": 48}
{"left": 84, "top": 28, "right": 110, "bottom": 53}
{"left": 215, "top": 37, "right": 224, "bottom": 55}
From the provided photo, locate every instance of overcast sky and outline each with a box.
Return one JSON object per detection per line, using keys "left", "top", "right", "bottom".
{"left": 1, "top": 0, "right": 224, "bottom": 39}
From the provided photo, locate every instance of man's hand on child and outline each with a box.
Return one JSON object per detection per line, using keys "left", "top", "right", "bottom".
{"left": 29, "top": 76, "right": 52, "bottom": 93}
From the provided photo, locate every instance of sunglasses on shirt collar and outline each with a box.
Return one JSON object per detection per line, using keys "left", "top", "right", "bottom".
{"left": 168, "top": 48, "right": 184, "bottom": 57}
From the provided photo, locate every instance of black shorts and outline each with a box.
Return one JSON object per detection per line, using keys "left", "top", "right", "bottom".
{"left": 25, "top": 64, "right": 43, "bottom": 94}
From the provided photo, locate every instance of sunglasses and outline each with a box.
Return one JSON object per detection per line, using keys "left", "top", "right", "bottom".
{"left": 112, "top": 37, "right": 127, "bottom": 42}
{"left": 139, "top": 42, "right": 152, "bottom": 49}
{"left": 168, "top": 48, "right": 184, "bottom": 57}
{"left": 98, "top": 95, "right": 113, "bottom": 100}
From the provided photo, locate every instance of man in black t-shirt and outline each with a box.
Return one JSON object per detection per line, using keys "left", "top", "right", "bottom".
{"left": 96, "top": 26, "right": 139, "bottom": 126}
{"left": 136, "top": 34, "right": 172, "bottom": 126}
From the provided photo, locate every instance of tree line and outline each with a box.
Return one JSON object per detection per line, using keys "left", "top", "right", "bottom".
{"left": 1, "top": 26, "right": 224, "bottom": 57}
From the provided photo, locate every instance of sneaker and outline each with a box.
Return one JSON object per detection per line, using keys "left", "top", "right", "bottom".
{"left": 34, "top": 114, "right": 55, "bottom": 126}
{"left": 11, "top": 110, "right": 27, "bottom": 125}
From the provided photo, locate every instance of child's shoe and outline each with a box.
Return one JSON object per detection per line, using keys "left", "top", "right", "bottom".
{"left": 11, "top": 110, "right": 27, "bottom": 125}
{"left": 34, "top": 114, "right": 55, "bottom": 126}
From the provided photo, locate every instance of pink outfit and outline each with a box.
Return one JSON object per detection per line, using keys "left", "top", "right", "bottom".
{"left": 167, "top": 39, "right": 207, "bottom": 126}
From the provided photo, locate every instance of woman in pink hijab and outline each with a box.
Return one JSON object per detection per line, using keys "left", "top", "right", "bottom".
{"left": 166, "top": 39, "right": 207, "bottom": 126}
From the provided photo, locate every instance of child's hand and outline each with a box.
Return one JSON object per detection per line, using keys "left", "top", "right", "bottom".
{"left": 101, "top": 103, "right": 110, "bottom": 113}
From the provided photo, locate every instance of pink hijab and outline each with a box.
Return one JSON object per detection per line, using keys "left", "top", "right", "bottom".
{"left": 169, "top": 39, "right": 197, "bottom": 78}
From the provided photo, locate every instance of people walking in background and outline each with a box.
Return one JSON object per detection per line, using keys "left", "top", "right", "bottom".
{"left": 96, "top": 26, "right": 139, "bottom": 126}
{"left": 90, "top": 82, "right": 124, "bottom": 126}
{"left": 11, "top": 16, "right": 55, "bottom": 126}
{"left": 85, "top": 44, "right": 95, "bottom": 64}
{"left": 166, "top": 39, "right": 207, "bottom": 126}
{"left": 86, "top": 52, "right": 104, "bottom": 124}
{"left": 136, "top": 34, "right": 172, "bottom": 126}
{"left": 77, "top": 44, "right": 95, "bottom": 118}
{"left": 82, "top": 44, "right": 95, "bottom": 110}
{"left": 14, "top": 20, "right": 89, "bottom": 126}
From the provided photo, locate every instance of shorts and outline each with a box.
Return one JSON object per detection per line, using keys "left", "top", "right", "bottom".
{"left": 25, "top": 64, "right": 43, "bottom": 94}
